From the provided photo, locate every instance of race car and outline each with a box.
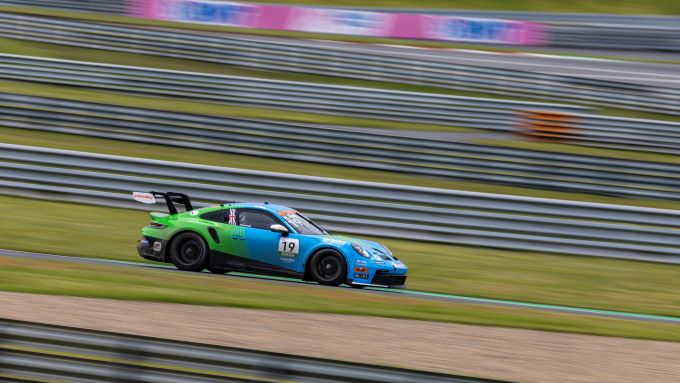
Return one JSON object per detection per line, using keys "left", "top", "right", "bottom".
{"left": 133, "top": 191, "right": 407, "bottom": 288}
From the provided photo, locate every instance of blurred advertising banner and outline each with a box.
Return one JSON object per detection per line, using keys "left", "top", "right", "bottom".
{"left": 419, "top": 16, "right": 544, "bottom": 44}
{"left": 129, "top": 0, "right": 258, "bottom": 26}
{"left": 128, "top": 0, "right": 546, "bottom": 45}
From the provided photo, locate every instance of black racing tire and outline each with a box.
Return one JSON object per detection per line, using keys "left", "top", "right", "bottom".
{"left": 310, "top": 249, "right": 347, "bottom": 286}
{"left": 169, "top": 232, "right": 209, "bottom": 272}
{"left": 208, "top": 267, "right": 228, "bottom": 275}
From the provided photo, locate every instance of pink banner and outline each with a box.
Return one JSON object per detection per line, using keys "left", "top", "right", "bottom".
{"left": 128, "top": 0, "right": 546, "bottom": 45}
{"left": 129, "top": 0, "right": 258, "bottom": 27}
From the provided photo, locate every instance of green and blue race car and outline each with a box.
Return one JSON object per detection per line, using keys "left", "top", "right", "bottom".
{"left": 134, "top": 191, "right": 407, "bottom": 288}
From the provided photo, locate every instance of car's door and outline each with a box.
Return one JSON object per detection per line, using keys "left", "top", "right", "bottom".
{"left": 200, "top": 208, "right": 249, "bottom": 270}
{"left": 237, "top": 209, "right": 300, "bottom": 274}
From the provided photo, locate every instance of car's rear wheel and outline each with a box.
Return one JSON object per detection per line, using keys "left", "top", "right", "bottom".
{"left": 169, "top": 232, "right": 209, "bottom": 272}
{"left": 310, "top": 250, "right": 346, "bottom": 286}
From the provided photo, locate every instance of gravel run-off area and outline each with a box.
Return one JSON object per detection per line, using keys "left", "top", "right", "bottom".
{"left": 1, "top": 292, "right": 679, "bottom": 383}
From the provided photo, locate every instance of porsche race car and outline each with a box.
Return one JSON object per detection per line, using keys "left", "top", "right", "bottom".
{"left": 134, "top": 191, "right": 407, "bottom": 288}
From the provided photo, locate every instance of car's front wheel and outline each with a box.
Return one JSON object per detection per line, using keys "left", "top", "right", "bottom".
{"left": 310, "top": 250, "right": 347, "bottom": 286}
{"left": 169, "top": 232, "right": 209, "bottom": 272}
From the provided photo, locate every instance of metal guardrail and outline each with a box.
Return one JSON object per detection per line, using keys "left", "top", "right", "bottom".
{"left": 0, "top": 12, "right": 678, "bottom": 115}
{"left": 0, "top": 319, "right": 497, "bottom": 383}
{"left": 0, "top": 54, "right": 591, "bottom": 131}
{"left": 350, "top": 8, "right": 680, "bottom": 27}
{"left": 4, "top": 0, "right": 680, "bottom": 51}
{"left": 516, "top": 110, "right": 680, "bottom": 155}
{"left": 5, "top": 0, "right": 680, "bottom": 26}
{"left": 3, "top": 93, "right": 680, "bottom": 200}
{"left": 12, "top": 48, "right": 675, "bottom": 155}
{"left": 2, "top": 143, "right": 680, "bottom": 264}
{"left": 0, "top": 0, "right": 127, "bottom": 13}
{"left": 549, "top": 23, "right": 680, "bottom": 51}
{"left": 353, "top": 8, "right": 680, "bottom": 51}
{"left": 549, "top": 114, "right": 680, "bottom": 155}
{"left": 5, "top": 52, "right": 680, "bottom": 155}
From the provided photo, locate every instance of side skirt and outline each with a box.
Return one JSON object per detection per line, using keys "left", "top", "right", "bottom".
{"left": 209, "top": 250, "right": 304, "bottom": 279}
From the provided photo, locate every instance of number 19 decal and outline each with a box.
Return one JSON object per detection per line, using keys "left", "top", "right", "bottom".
{"left": 278, "top": 238, "right": 300, "bottom": 257}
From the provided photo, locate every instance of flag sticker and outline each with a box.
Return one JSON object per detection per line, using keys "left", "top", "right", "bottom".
{"left": 228, "top": 209, "right": 236, "bottom": 225}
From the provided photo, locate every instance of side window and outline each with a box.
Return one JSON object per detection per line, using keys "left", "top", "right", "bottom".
{"left": 200, "top": 209, "right": 234, "bottom": 224}
{"left": 237, "top": 210, "right": 279, "bottom": 230}
{"left": 201, "top": 210, "right": 229, "bottom": 223}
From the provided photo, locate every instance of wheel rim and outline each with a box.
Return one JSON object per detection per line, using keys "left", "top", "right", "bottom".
{"left": 316, "top": 255, "right": 342, "bottom": 281}
{"left": 178, "top": 239, "right": 202, "bottom": 265}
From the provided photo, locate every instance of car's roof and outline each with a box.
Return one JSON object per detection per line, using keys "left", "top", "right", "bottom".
{"left": 221, "top": 202, "right": 294, "bottom": 214}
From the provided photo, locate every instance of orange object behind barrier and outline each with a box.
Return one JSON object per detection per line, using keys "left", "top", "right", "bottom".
{"left": 519, "top": 110, "right": 579, "bottom": 141}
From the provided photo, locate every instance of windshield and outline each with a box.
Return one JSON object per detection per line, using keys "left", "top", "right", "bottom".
{"left": 279, "top": 211, "right": 328, "bottom": 235}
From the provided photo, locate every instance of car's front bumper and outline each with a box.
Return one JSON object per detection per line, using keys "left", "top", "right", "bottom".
{"left": 349, "top": 276, "right": 407, "bottom": 289}
{"left": 349, "top": 266, "right": 407, "bottom": 288}
{"left": 370, "top": 274, "right": 407, "bottom": 288}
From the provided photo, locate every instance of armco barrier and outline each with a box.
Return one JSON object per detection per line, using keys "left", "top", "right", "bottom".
{"left": 6, "top": 52, "right": 680, "bottom": 153}
{"left": 2, "top": 143, "right": 680, "bottom": 264}
{"left": 6, "top": 0, "right": 680, "bottom": 28}
{"left": 549, "top": 23, "right": 680, "bottom": 51}
{"left": 0, "top": 0, "right": 128, "bottom": 13}
{"left": 350, "top": 9, "right": 680, "bottom": 27}
{"left": 0, "top": 319, "right": 497, "bottom": 383}
{"left": 128, "top": 0, "right": 680, "bottom": 51}
{"left": 5, "top": 0, "right": 680, "bottom": 51}
{"left": 129, "top": 0, "right": 545, "bottom": 45}
{"left": 0, "top": 13, "right": 677, "bottom": 115}
{"left": 0, "top": 54, "right": 590, "bottom": 131}
{"left": 2, "top": 93, "right": 680, "bottom": 200}
{"left": 572, "top": 118, "right": 680, "bottom": 155}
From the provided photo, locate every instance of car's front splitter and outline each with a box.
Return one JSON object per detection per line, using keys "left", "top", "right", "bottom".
{"left": 349, "top": 280, "right": 407, "bottom": 289}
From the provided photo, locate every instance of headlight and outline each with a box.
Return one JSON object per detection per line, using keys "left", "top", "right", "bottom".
{"left": 351, "top": 243, "right": 371, "bottom": 259}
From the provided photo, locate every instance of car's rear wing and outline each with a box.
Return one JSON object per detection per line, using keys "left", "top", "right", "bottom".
{"left": 132, "top": 191, "right": 193, "bottom": 215}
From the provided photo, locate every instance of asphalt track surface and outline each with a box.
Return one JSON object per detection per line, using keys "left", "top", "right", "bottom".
{"left": 2, "top": 248, "right": 679, "bottom": 325}
{"left": 219, "top": 33, "right": 680, "bottom": 87}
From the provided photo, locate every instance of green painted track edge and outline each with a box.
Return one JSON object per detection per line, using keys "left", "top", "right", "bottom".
{"left": 1, "top": 249, "right": 678, "bottom": 324}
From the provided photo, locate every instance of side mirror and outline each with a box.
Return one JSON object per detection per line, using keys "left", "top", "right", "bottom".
{"left": 270, "top": 224, "right": 289, "bottom": 236}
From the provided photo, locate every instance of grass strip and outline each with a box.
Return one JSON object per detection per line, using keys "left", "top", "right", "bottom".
{"left": 0, "top": 256, "right": 679, "bottom": 342}
{"left": 1, "top": 195, "right": 680, "bottom": 319}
